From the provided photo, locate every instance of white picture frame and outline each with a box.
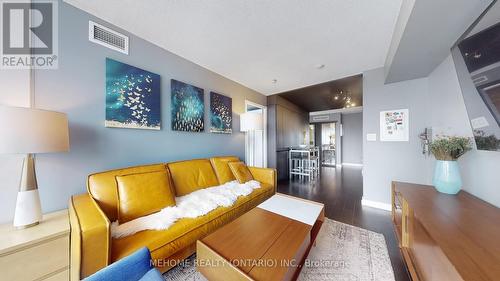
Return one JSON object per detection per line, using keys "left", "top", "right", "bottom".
{"left": 380, "top": 109, "right": 409, "bottom": 142}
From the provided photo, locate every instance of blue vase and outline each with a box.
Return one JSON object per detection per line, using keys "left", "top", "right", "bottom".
{"left": 433, "top": 160, "right": 462, "bottom": 194}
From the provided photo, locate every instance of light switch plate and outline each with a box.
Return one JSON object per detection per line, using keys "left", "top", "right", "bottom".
{"left": 367, "top": 133, "right": 377, "bottom": 141}
{"left": 470, "top": 117, "right": 489, "bottom": 129}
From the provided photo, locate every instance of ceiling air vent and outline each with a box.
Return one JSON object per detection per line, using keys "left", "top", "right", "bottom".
{"left": 312, "top": 115, "right": 330, "bottom": 122}
{"left": 89, "top": 21, "right": 129, "bottom": 54}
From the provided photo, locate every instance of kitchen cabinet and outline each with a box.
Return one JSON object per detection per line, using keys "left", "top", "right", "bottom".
{"left": 267, "top": 96, "right": 309, "bottom": 181}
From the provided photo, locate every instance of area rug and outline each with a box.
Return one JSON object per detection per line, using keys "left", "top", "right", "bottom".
{"left": 163, "top": 219, "right": 395, "bottom": 281}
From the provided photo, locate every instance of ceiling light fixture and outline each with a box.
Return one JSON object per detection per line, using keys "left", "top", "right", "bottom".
{"left": 272, "top": 79, "right": 277, "bottom": 84}
{"left": 316, "top": 64, "right": 325, "bottom": 69}
{"left": 332, "top": 90, "right": 355, "bottom": 109}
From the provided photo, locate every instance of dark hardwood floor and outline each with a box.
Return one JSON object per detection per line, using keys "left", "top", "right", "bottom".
{"left": 278, "top": 166, "right": 410, "bottom": 281}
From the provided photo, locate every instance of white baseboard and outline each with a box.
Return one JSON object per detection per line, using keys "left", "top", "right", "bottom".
{"left": 361, "top": 198, "right": 391, "bottom": 211}
{"left": 341, "top": 163, "right": 363, "bottom": 167}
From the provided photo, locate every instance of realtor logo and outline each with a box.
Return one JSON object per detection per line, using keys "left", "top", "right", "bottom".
{"left": 1, "top": 0, "right": 58, "bottom": 69}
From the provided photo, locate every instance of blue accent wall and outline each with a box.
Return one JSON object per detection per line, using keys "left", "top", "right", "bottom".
{"left": 33, "top": 1, "right": 266, "bottom": 213}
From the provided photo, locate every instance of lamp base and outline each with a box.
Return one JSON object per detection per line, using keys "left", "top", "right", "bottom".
{"left": 16, "top": 221, "right": 39, "bottom": 230}
{"left": 13, "top": 154, "right": 42, "bottom": 229}
{"left": 13, "top": 189, "right": 42, "bottom": 228}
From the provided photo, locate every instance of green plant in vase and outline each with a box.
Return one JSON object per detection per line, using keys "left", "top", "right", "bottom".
{"left": 430, "top": 136, "right": 472, "bottom": 194}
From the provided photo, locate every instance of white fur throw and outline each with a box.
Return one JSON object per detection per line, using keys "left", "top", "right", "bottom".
{"left": 111, "top": 180, "right": 261, "bottom": 238}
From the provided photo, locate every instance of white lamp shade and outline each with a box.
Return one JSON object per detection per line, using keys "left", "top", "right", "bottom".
{"left": 240, "top": 110, "right": 263, "bottom": 132}
{"left": 0, "top": 106, "right": 70, "bottom": 154}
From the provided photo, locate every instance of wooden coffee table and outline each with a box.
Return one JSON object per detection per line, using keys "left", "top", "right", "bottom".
{"left": 196, "top": 193, "right": 325, "bottom": 281}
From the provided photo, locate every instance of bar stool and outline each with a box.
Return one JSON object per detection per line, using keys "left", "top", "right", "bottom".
{"left": 289, "top": 149, "right": 310, "bottom": 180}
{"left": 289, "top": 147, "right": 320, "bottom": 180}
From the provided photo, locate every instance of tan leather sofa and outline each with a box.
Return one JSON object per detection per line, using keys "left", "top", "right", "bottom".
{"left": 69, "top": 156, "right": 276, "bottom": 280}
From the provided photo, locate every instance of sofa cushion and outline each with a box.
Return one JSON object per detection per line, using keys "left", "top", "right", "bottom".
{"left": 87, "top": 164, "right": 167, "bottom": 221}
{"left": 116, "top": 171, "right": 176, "bottom": 223}
{"left": 84, "top": 247, "right": 154, "bottom": 281}
{"left": 228, "top": 162, "right": 254, "bottom": 183}
{"left": 167, "top": 159, "right": 219, "bottom": 196}
{"left": 138, "top": 268, "right": 163, "bottom": 281}
{"left": 111, "top": 183, "right": 274, "bottom": 262}
{"left": 209, "top": 156, "right": 239, "bottom": 184}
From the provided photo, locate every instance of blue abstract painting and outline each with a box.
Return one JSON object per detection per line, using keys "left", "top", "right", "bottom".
{"left": 210, "top": 92, "right": 232, "bottom": 134}
{"left": 105, "top": 58, "right": 161, "bottom": 130}
{"left": 171, "top": 79, "right": 204, "bottom": 132}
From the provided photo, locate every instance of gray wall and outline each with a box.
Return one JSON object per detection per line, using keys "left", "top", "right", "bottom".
{"left": 428, "top": 55, "right": 500, "bottom": 207}
{"left": 341, "top": 112, "right": 363, "bottom": 164}
{"left": 0, "top": 70, "right": 30, "bottom": 223}
{"left": 18, "top": 1, "right": 267, "bottom": 218}
{"left": 363, "top": 55, "right": 500, "bottom": 208}
{"left": 362, "top": 68, "right": 432, "bottom": 204}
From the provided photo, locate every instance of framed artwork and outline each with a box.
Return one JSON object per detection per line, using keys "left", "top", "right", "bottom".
{"left": 171, "top": 79, "right": 205, "bottom": 132}
{"left": 380, "top": 109, "right": 409, "bottom": 141}
{"left": 105, "top": 58, "right": 161, "bottom": 130}
{"left": 210, "top": 92, "right": 232, "bottom": 134}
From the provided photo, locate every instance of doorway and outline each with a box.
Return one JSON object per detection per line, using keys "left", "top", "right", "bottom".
{"left": 244, "top": 100, "right": 267, "bottom": 168}
{"left": 320, "top": 122, "right": 336, "bottom": 166}
{"left": 313, "top": 121, "right": 340, "bottom": 167}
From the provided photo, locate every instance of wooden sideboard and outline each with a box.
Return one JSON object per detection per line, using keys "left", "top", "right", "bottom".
{"left": 0, "top": 210, "right": 70, "bottom": 281}
{"left": 391, "top": 181, "right": 500, "bottom": 281}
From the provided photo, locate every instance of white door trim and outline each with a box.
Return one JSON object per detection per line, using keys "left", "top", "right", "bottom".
{"left": 245, "top": 100, "right": 268, "bottom": 168}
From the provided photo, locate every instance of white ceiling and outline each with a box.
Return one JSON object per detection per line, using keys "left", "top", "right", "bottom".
{"left": 468, "top": 1, "right": 500, "bottom": 37}
{"left": 64, "top": 0, "right": 402, "bottom": 95}
{"left": 384, "top": 0, "right": 492, "bottom": 83}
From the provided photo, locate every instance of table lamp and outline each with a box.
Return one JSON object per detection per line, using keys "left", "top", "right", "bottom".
{"left": 0, "top": 106, "right": 69, "bottom": 228}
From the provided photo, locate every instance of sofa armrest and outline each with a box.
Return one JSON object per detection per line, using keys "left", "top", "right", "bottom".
{"left": 248, "top": 167, "right": 277, "bottom": 193}
{"left": 69, "top": 193, "right": 111, "bottom": 280}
